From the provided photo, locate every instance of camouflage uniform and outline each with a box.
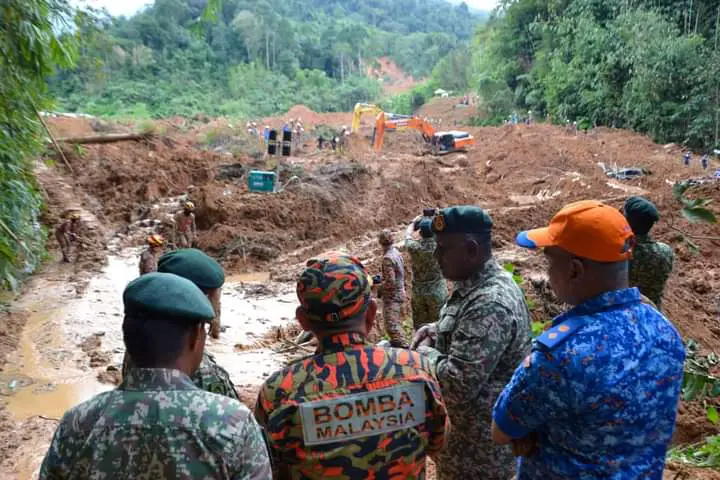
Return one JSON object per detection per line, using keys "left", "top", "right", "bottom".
{"left": 417, "top": 259, "right": 531, "bottom": 480}
{"left": 256, "top": 255, "right": 448, "bottom": 479}
{"left": 174, "top": 211, "right": 196, "bottom": 248}
{"left": 138, "top": 248, "right": 159, "bottom": 275}
{"left": 629, "top": 234, "right": 674, "bottom": 310}
{"left": 381, "top": 245, "right": 408, "bottom": 347}
{"left": 55, "top": 219, "right": 79, "bottom": 262}
{"left": 406, "top": 236, "right": 448, "bottom": 329}
{"left": 40, "top": 368, "right": 270, "bottom": 479}
{"left": 122, "top": 351, "right": 239, "bottom": 400}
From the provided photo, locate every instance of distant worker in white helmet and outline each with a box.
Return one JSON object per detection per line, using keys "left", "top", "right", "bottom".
{"left": 173, "top": 201, "right": 197, "bottom": 248}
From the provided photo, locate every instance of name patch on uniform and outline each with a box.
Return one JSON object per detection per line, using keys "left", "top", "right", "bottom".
{"left": 299, "top": 383, "right": 426, "bottom": 446}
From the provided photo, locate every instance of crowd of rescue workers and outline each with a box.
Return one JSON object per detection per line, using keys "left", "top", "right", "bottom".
{"left": 44, "top": 195, "right": 683, "bottom": 480}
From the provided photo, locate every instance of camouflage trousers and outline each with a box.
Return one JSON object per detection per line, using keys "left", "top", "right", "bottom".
{"left": 176, "top": 231, "right": 193, "bottom": 248}
{"left": 382, "top": 300, "right": 408, "bottom": 348}
{"left": 55, "top": 231, "right": 72, "bottom": 262}
{"left": 209, "top": 293, "right": 221, "bottom": 339}
{"left": 411, "top": 291, "right": 447, "bottom": 330}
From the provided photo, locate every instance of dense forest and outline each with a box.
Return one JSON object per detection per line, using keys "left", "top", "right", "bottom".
{"left": 1, "top": 0, "right": 74, "bottom": 288}
{"left": 468, "top": 0, "right": 720, "bottom": 149}
{"left": 51, "top": 0, "right": 481, "bottom": 118}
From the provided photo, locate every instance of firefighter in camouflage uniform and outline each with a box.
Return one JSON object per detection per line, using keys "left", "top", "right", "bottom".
{"left": 255, "top": 254, "right": 449, "bottom": 479}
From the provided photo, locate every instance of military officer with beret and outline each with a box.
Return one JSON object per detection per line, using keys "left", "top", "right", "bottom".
{"left": 623, "top": 196, "right": 674, "bottom": 309}
{"left": 40, "top": 273, "right": 272, "bottom": 479}
{"left": 123, "top": 248, "right": 238, "bottom": 400}
{"left": 411, "top": 206, "right": 531, "bottom": 480}
{"left": 256, "top": 254, "right": 449, "bottom": 479}
{"left": 159, "top": 248, "right": 225, "bottom": 339}
{"left": 493, "top": 200, "right": 685, "bottom": 479}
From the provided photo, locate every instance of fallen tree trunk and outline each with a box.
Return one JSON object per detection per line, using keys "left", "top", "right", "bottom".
{"left": 56, "top": 133, "right": 153, "bottom": 145}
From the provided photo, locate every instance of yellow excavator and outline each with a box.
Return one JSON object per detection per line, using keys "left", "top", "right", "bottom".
{"left": 372, "top": 112, "right": 474, "bottom": 155}
{"left": 352, "top": 103, "right": 382, "bottom": 133}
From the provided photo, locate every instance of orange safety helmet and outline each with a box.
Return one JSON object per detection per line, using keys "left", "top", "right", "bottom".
{"left": 147, "top": 234, "right": 165, "bottom": 247}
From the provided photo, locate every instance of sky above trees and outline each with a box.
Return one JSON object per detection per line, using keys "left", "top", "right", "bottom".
{"left": 74, "top": 0, "right": 498, "bottom": 17}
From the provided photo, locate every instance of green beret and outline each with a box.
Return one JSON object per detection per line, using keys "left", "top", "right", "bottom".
{"left": 623, "top": 196, "right": 659, "bottom": 235}
{"left": 123, "top": 272, "right": 215, "bottom": 322}
{"left": 157, "top": 249, "right": 225, "bottom": 290}
{"left": 431, "top": 205, "right": 493, "bottom": 235}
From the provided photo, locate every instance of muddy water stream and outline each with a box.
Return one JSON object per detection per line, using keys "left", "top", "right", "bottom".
{"left": 1, "top": 247, "right": 296, "bottom": 478}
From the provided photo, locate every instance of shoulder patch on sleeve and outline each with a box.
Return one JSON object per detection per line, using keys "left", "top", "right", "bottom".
{"left": 534, "top": 316, "right": 587, "bottom": 351}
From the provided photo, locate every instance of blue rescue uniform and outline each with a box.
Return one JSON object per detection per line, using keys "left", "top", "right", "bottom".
{"left": 493, "top": 287, "right": 685, "bottom": 480}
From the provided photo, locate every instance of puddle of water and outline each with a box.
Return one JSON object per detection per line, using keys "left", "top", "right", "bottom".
{"left": 227, "top": 271, "right": 271, "bottom": 283}
{"left": 3, "top": 248, "right": 296, "bottom": 423}
{"left": 3, "top": 253, "right": 139, "bottom": 421}
{"left": 6, "top": 379, "right": 113, "bottom": 420}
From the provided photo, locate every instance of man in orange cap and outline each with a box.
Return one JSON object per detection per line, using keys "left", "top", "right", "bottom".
{"left": 492, "top": 200, "right": 685, "bottom": 479}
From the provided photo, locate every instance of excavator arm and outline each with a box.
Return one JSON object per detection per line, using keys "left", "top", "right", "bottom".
{"left": 352, "top": 103, "right": 383, "bottom": 133}
{"left": 373, "top": 113, "right": 436, "bottom": 153}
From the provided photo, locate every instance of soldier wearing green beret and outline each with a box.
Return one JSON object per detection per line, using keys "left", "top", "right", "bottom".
{"left": 159, "top": 248, "right": 225, "bottom": 339}
{"left": 255, "top": 254, "right": 448, "bottom": 479}
{"left": 122, "top": 248, "right": 238, "bottom": 400}
{"left": 623, "top": 197, "right": 674, "bottom": 310}
{"left": 411, "top": 205, "right": 531, "bottom": 480}
{"left": 40, "top": 273, "right": 271, "bottom": 479}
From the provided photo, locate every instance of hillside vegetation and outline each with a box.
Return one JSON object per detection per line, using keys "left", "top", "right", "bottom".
{"left": 466, "top": 0, "right": 720, "bottom": 149}
{"left": 51, "top": 0, "right": 481, "bottom": 118}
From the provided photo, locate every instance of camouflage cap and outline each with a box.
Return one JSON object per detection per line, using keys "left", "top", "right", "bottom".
{"left": 297, "top": 254, "right": 371, "bottom": 324}
{"left": 123, "top": 272, "right": 215, "bottom": 323}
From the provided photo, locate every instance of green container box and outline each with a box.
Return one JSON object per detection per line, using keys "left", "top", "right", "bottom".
{"left": 248, "top": 170, "right": 276, "bottom": 193}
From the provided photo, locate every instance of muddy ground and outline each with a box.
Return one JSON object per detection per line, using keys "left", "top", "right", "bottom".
{"left": 1, "top": 102, "right": 719, "bottom": 478}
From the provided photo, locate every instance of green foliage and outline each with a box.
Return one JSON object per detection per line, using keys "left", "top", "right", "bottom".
{"left": 669, "top": 339, "right": 720, "bottom": 467}
{"left": 0, "top": 0, "right": 75, "bottom": 290}
{"left": 673, "top": 180, "right": 718, "bottom": 224}
{"left": 681, "top": 339, "right": 720, "bottom": 402}
{"left": 472, "top": 0, "right": 720, "bottom": 149}
{"left": 504, "top": 262, "right": 546, "bottom": 336}
{"left": 381, "top": 83, "right": 436, "bottom": 115}
{"left": 50, "top": 0, "right": 482, "bottom": 118}
{"left": 531, "top": 321, "right": 550, "bottom": 337}
{"left": 669, "top": 435, "right": 720, "bottom": 468}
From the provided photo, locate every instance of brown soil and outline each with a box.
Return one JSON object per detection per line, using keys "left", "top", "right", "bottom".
{"left": 367, "top": 57, "right": 419, "bottom": 95}
{"left": 0, "top": 311, "right": 29, "bottom": 466}
{"left": 43, "top": 117, "right": 720, "bottom": 357}
{"left": 416, "top": 96, "right": 481, "bottom": 125}
{"left": 2, "top": 110, "right": 718, "bottom": 477}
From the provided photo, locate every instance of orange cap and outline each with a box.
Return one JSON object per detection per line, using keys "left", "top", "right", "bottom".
{"left": 516, "top": 200, "right": 635, "bottom": 262}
